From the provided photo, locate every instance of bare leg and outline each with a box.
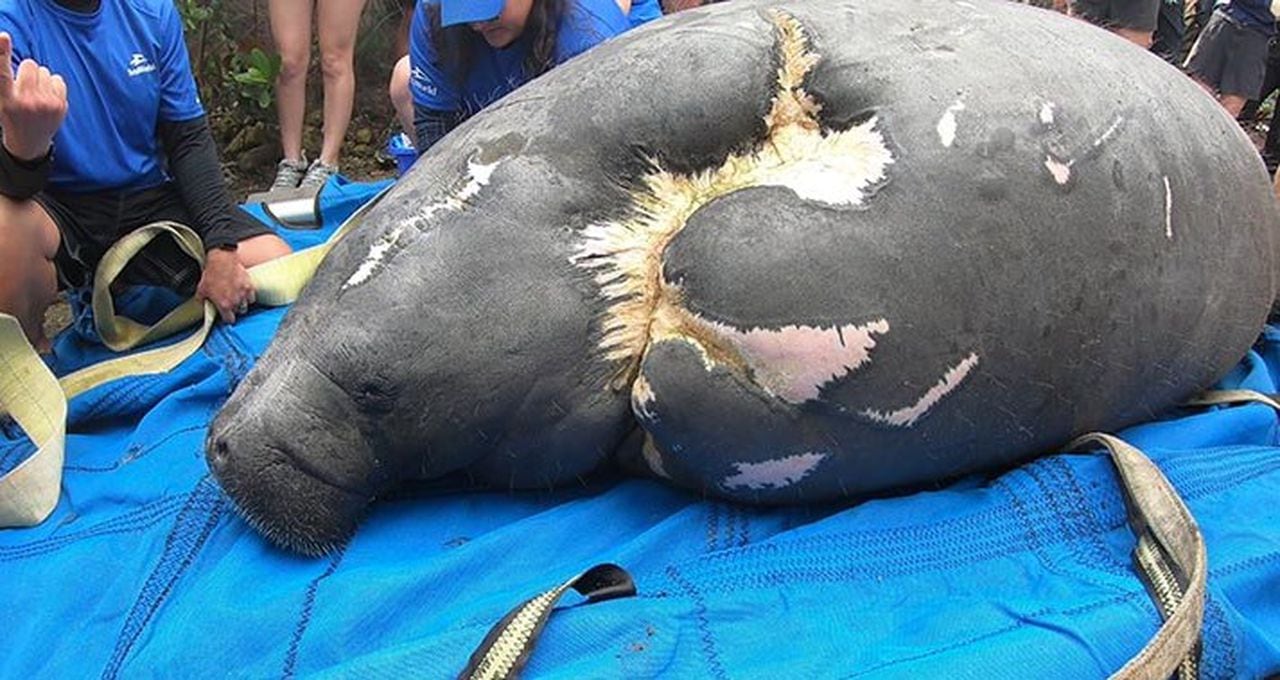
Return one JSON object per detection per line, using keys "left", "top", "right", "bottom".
{"left": 270, "top": 0, "right": 315, "bottom": 163}
{"left": 236, "top": 233, "right": 293, "bottom": 269}
{"left": 316, "top": 0, "right": 369, "bottom": 166}
{"left": 0, "top": 197, "right": 61, "bottom": 352}
{"left": 1219, "top": 94, "right": 1247, "bottom": 118}
{"left": 389, "top": 55, "right": 413, "bottom": 137}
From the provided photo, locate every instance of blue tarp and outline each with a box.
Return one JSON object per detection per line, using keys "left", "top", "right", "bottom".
{"left": 2, "top": 180, "right": 1278, "bottom": 678}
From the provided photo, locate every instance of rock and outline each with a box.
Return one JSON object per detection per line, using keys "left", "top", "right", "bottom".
{"left": 236, "top": 143, "right": 278, "bottom": 173}
{"left": 226, "top": 122, "right": 270, "bottom": 156}
{"left": 355, "top": 128, "right": 373, "bottom": 145}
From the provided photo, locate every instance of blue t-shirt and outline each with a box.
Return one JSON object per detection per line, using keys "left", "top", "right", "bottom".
{"left": 1219, "top": 0, "right": 1278, "bottom": 33}
{"left": 0, "top": 0, "right": 204, "bottom": 193}
{"left": 410, "top": 0, "right": 636, "bottom": 115}
{"left": 628, "top": 0, "right": 662, "bottom": 28}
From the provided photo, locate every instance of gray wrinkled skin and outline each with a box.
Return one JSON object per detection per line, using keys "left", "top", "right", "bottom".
{"left": 206, "top": 0, "right": 1278, "bottom": 555}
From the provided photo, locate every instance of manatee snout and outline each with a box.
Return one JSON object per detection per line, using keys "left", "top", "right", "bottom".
{"left": 207, "top": 358, "right": 384, "bottom": 556}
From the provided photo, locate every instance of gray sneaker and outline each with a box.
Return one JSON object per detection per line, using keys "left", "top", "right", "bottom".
{"left": 299, "top": 159, "right": 339, "bottom": 190}
{"left": 271, "top": 156, "right": 308, "bottom": 191}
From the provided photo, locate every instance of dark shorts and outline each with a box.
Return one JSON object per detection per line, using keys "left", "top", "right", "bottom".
{"left": 1184, "top": 9, "right": 1271, "bottom": 99}
{"left": 35, "top": 182, "right": 272, "bottom": 294}
{"left": 1072, "top": 0, "right": 1160, "bottom": 32}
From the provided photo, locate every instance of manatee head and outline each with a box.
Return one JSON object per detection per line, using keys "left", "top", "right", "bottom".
{"left": 206, "top": 146, "right": 637, "bottom": 555}
{"left": 205, "top": 269, "right": 427, "bottom": 556}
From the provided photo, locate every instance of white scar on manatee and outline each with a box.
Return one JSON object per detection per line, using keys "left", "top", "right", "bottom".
{"left": 722, "top": 452, "right": 827, "bottom": 491}
{"left": 343, "top": 157, "right": 500, "bottom": 289}
{"left": 344, "top": 226, "right": 404, "bottom": 289}
{"left": 937, "top": 99, "right": 965, "bottom": 148}
{"left": 701, "top": 318, "right": 890, "bottom": 403}
{"left": 861, "top": 352, "right": 980, "bottom": 427}
{"left": 571, "top": 11, "right": 895, "bottom": 389}
{"left": 1044, "top": 157, "right": 1071, "bottom": 185}
{"left": 1163, "top": 176, "right": 1173, "bottom": 240}
{"left": 1039, "top": 101, "right": 1056, "bottom": 126}
{"left": 1042, "top": 114, "right": 1125, "bottom": 186}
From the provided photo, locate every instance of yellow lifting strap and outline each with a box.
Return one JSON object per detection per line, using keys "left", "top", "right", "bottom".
{"left": 0, "top": 187, "right": 389, "bottom": 527}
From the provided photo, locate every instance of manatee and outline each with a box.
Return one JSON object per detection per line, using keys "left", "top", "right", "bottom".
{"left": 206, "top": 0, "right": 1277, "bottom": 555}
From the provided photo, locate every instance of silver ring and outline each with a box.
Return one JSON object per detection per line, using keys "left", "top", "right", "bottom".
{"left": 236, "top": 301, "right": 249, "bottom": 315}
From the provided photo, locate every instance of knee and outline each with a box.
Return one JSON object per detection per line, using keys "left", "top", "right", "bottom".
{"left": 0, "top": 196, "right": 59, "bottom": 260}
{"left": 389, "top": 56, "right": 410, "bottom": 106}
{"left": 279, "top": 50, "right": 310, "bottom": 82}
{"left": 0, "top": 196, "right": 59, "bottom": 319}
{"left": 236, "top": 233, "right": 293, "bottom": 269}
{"left": 1115, "top": 27, "right": 1153, "bottom": 49}
{"left": 320, "top": 50, "right": 354, "bottom": 81}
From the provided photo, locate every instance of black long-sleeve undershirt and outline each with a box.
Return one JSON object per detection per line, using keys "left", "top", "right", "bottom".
{"left": 0, "top": 143, "right": 51, "bottom": 199}
{"left": 157, "top": 115, "right": 243, "bottom": 250}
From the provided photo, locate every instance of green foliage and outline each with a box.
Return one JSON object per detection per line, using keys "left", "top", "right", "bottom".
{"left": 230, "top": 48, "right": 282, "bottom": 110}
{"left": 175, "top": 0, "right": 278, "bottom": 123}
{"left": 176, "top": 0, "right": 214, "bottom": 30}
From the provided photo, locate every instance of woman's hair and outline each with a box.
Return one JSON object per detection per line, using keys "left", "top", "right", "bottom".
{"left": 428, "top": 0, "right": 567, "bottom": 90}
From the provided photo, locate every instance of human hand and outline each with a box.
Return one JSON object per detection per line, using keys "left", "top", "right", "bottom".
{"left": 0, "top": 32, "right": 67, "bottom": 161}
{"left": 197, "top": 249, "right": 256, "bottom": 324}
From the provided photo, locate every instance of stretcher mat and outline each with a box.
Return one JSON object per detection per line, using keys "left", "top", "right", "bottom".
{"left": 2, "top": 179, "right": 1277, "bottom": 678}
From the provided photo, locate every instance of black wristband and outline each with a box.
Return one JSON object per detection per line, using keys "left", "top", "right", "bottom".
{"left": 0, "top": 142, "right": 52, "bottom": 200}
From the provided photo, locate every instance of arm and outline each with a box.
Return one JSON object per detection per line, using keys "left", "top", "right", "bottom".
{"left": 158, "top": 115, "right": 242, "bottom": 250}
{"left": 154, "top": 6, "right": 254, "bottom": 322}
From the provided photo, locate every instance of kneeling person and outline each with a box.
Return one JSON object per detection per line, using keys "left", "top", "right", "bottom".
{"left": 389, "top": 0, "right": 650, "bottom": 155}
{"left": 0, "top": 0, "right": 291, "bottom": 353}
{"left": 1184, "top": 0, "right": 1276, "bottom": 117}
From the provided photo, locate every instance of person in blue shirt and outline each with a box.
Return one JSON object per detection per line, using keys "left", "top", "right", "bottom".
{"left": 387, "top": 0, "right": 655, "bottom": 155}
{"left": 1184, "top": 0, "right": 1278, "bottom": 116}
{"left": 0, "top": 0, "right": 291, "bottom": 353}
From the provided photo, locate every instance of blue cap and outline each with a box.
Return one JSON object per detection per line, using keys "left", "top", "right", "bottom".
{"left": 440, "top": 0, "right": 505, "bottom": 27}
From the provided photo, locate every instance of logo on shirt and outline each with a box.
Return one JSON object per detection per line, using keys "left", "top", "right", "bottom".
{"left": 410, "top": 66, "right": 437, "bottom": 97}
{"left": 127, "top": 53, "right": 156, "bottom": 77}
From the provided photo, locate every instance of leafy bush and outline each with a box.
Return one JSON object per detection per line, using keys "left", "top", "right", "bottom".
{"left": 231, "top": 48, "right": 282, "bottom": 110}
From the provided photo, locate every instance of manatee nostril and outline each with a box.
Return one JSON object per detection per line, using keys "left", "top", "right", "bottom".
{"left": 209, "top": 437, "right": 230, "bottom": 470}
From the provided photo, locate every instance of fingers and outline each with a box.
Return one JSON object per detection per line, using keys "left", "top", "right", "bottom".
{"left": 14, "top": 58, "right": 35, "bottom": 96}
{"left": 49, "top": 73, "right": 65, "bottom": 102}
{"left": 0, "top": 33, "right": 12, "bottom": 98}
{"left": 216, "top": 299, "right": 236, "bottom": 325}
{"left": 12, "top": 60, "right": 65, "bottom": 103}
{"left": 198, "top": 259, "right": 256, "bottom": 325}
